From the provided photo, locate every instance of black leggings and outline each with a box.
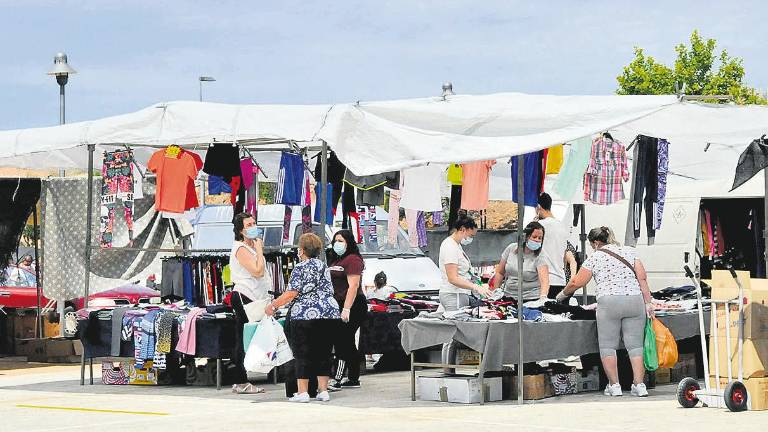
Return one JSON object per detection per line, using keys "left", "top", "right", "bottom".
{"left": 230, "top": 291, "right": 252, "bottom": 383}
{"left": 333, "top": 295, "right": 368, "bottom": 381}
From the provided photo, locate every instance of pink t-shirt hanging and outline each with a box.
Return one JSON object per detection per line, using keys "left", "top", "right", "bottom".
{"left": 460, "top": 160, "right": 496, "bottom": 210}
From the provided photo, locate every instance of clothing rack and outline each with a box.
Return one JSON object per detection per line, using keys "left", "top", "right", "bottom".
{"left": 81, "top": 139, "right": 332, "bottom": 335}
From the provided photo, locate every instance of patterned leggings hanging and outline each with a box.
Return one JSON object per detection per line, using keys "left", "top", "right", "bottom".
{"left": 100, "top": 149, "right": 135, "bottom": 248}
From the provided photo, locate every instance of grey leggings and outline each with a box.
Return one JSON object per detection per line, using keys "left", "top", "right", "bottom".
{"left": 596, "top": 295, "right": 646, "bottom": 359}
{"left": 439, "top": 292, "right": 470, "bottom": 372}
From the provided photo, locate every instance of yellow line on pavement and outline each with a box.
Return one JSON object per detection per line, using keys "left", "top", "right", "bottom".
{"left": 16, "top": 404, "right": 169, "bottom": 416}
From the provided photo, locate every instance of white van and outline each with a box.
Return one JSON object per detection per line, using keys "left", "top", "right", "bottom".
{"left": 189, "top": 204, "right": 442, "bottom": 294}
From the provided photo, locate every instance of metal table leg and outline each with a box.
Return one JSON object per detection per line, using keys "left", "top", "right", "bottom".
{"left": 79, "top": 352, "right": 86, "bottom": 386}
{"left": 479, "top": 352, "right": 485, "bottom": 405}
{"left": 89, "top": 358, "right": 94, "bottom": 385}
{"left": 217, "top": 358, "right": 223, "bottom": 390}
{"left": 411, "top": 352, "right": 416, "bottom": 401}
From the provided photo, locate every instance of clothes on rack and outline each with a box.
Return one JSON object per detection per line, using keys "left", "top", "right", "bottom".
{"left": 276, "top": 151, "right": 305, "bottom": 206}
{"left": 147, "top": 146, "right": 201, "bottom": 213}
{"left": 583, "top": 136, "right": 629, "bottom": 205}
{"left": 631, "top": 135, "right": 659, "bottom": 244}
{"left": 345, "top": 171, "right": 399, "bottom": 206}
{"left": 203, "top": 143, "right": 241, "bottom": 178}
{"left": 554, "top": 136, "right": 592, "bottom": 200}
{"left": 207, "top": 175, "right": 233, "bottom": 195}
{"left": 161, "top": 256, "right": 228, "bottom": 305}
{"left": 387, "top": 189, "right": 401, "bottom": 246}
{"left": 314, "top": 151, "right": 346, "bottom": 215}
{"left": 240, "top": 159, "right": 260, "bottom": 217}
{"left": 461, "top": 160, "right": 496, "bottom": 210}
{"left": 448, "top": 185, "right": 463, "bottom": 229}
{"left": 447, "top": 164, "right": 463, "bottom": 186}
{"left": 399, "top": 165, "right": 443, "bottom": 211}
{"left": 546, "top": 144, "right": 564, "bottom": 174}
{"left": 314, "top": 183, "right": 334, "bottom": 224}
{"left": 100, "top": 150, "right": 136, "bottom": 248}
{"left": 357, "top": 206, "right": 379, "bottom": 248}
{"left": 176, "top": 307, "right": 206, "bottom": 356}
{"left": 510, "top": 152, "right": 543, "bottom": 207}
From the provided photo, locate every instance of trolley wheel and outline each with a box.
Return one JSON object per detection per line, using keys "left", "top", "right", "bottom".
{"left": 724, "top": 381, "right": 748, "bottom": 412}
{"left": 676, "top": 377, "right": 700, "bottom": 408}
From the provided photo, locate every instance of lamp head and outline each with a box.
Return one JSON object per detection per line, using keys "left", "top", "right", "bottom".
{"left": 47, "top": 53, "right": 77, "bottom": 77}
{"left": 441, "top": 82, "right": 454, "bottom": 100}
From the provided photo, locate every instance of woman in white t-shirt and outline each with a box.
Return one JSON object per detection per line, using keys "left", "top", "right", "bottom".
{"left": 557, "top": 226, "right": 655, "bottom": 398}
{"left": 438, "top": 215, "right": 492, "bottom": 311}
{"left": 491, "top": 221, "right": 550, "bottom": 301}
{"left": 229, "top": 212, "right": 273, "bottom": 393}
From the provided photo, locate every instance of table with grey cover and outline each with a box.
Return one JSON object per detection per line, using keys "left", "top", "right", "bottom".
{"left": 399, "top": 312, "right": 709, "bottom": 373}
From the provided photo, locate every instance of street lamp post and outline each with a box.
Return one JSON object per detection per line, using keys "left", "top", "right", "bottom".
{"left": 47, "top": 53, "right": 77, "bottom": 125}
{"left": 47, "top": 53, "right": 76, "bottom": 336}
{"left": 199, "top": 76, "right": 216, "bottom": 102}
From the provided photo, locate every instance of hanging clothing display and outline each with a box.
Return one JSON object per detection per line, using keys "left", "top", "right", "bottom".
{"left": 545, "top": 144, "right": 564, "bottom": 174}
{"left": 387, "top": 189, "right": 401, "bottom": 246}
{"left": 583, "top": 136, "right": 629, "bottom": 205}
{"left": 314, "top": 151, "right": 346, "bottom": 215}
{"left": 147, "top": 146, "right": 201, "bottom": 213}
{"left": 655, "top": 139, "right": 670, "bottom": 230}
{"left": 631, "top": 135, "right": 659, "bottom": 244}
{"left": 240, "top": 159, "right": 260, "bottom": 217}
{"left": 447, "top": 164, "right": 463, "bottom": 185}
{"left": 448, "top": 185, "right": 463, "bottom": 229}
{"left": 510, "top": 152, "right": 543, "bottom": 207}
{"left": 416, "top": 211, "right": 428, "bottom": 248}
{"left": 406, "top": 209, "right": 419, "bottom": 248}
{"left": 207, "top": 175, "right": 232, "bottom": 195}
{"left": 731, "top": 137, "right": 768, "bottom": 191}
{"left": 400, "top": 165, "right": 443, "bottom": 211}
{"left": 554, "top": 137, "right": 592, "bottom": 200}
{"left": 100, "top": 150, "right": 136, "bottom": 248}
{"left": 184, "top": 151, "right": 204, "bottom": 211}
{"left": 344, "top": 170, "right": 398, "bottom": 206}
{"left": 314, "top": 183, "right": 334, "bottom": 225}
{"left": 203, "top": 143, "right": 241, "bottom": 178}
{"left": 461, "top": 160, "right": 496, "bottom": 210}
{"left": 0, "top": 178, "right": 41, "bottom": 271}
{"left": 357, "top": 205, "right": 379, "bottom": 248}
{"left": 276, "top": 152, "right": 305, "bottom": 206}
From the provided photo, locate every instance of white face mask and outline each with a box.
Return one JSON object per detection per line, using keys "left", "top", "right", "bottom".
{"left": 460, "top": 237, "right": 474, "bottom": 246}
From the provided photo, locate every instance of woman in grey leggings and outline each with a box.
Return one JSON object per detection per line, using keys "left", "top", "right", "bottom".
{"left": 556, "top": 227, "right": 655, "bottom": 397}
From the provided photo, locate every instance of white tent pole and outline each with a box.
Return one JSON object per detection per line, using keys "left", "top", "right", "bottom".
{"left": 83, "top": 144, "right": 95, "bottom": 309}
{"left": 320, "top": 140, "right": 329, "bottom": 261}
{"left": 516, "top": 155, "right": 525, "bottom": 405}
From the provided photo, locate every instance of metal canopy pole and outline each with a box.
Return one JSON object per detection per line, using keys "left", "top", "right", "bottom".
{"left": 320, "top": 140, "right": 329, "bottom": 261}
{"left": 83, "top": 144, "right": 95, "bottom": 308}
{"left": 516, "top": 155, "right": 525, "bottom": 405}
{"left": 577, "top": 204, "right": 588, "bottom": 305}
{"left": 33, "top": 205, "right": 42, "bottom": 338}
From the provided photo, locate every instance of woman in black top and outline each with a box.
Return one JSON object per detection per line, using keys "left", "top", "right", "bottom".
{"left": 326, "top": 229, "right": 367, "bottom": 391}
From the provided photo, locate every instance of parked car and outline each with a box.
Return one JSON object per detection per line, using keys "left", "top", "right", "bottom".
{"left": 0, "top": 265, "right": 50, "bottom": 309}
{"left": 72, "top": 284, "right": 161, "bottom": 310}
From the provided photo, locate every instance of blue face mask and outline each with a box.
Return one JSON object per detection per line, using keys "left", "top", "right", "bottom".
{"left": 333, "top": 241, "right": 347, "bottom": 256}
{"left": 244, "top": 226, "right": 260, "bottom": 239}
{"left": 526, "top": 239, "right": 542, "bottom": 251}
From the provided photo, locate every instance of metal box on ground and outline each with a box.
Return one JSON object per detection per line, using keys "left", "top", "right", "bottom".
{"left": 417, "top": 374, "right": 502, "bottom": 404}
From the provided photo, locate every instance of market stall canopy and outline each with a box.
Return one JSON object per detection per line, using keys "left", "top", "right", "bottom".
{"left": 0, "top": 101, "right": 333, "bottom": 169}
{"left": 318, "top": 93, "right": 679, "bottom": 175}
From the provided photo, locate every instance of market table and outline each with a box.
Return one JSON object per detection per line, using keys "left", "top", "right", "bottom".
{"left": 359, "top": 311, "right": 418, "bottom": 355}
{"left": 399, "top": 312, "right": 710, "bottom": 403}
{"left": 77, "top": 315, "right": 236, "bottom": 389}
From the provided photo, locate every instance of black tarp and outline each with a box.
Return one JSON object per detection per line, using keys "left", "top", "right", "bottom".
{"left": 0, "top": 178, "right": 41, "bottom": 272}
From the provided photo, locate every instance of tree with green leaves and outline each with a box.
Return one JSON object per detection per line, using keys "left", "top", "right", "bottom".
{"left": 617, "top": 30, "right": 766, "bottom": 104}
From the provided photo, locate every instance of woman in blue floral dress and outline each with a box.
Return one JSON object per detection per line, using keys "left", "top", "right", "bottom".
{"left": 265, "top": 233, "right": 341, "bottom": 403}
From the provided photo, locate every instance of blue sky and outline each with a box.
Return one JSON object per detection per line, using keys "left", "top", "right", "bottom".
{"left": 1, "top": 0, "right": 767, "bottom": 130}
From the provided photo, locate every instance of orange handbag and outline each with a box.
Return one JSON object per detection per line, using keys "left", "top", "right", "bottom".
{"left": 652, "top": 318, "right": 678, "bottom": 368}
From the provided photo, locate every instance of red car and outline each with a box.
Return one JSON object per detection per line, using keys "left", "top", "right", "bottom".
{"left": 0, "top": 266, "right": 51, "bottom": 309}
{"left": 72, "top": 284, "right": 161, "bottom": 310}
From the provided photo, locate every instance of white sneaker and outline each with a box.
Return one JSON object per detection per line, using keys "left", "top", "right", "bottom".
{"left": 288, "top": 392, "right": 310, "bottom": 403}
{"left": 315, "top": 391, "right": 331, "bottom": 402}
{"left": 604, "top": 383, "right": 623, "bottom": 397}
{"left": 631, "top": 383, "right": 649, "bottom": 397}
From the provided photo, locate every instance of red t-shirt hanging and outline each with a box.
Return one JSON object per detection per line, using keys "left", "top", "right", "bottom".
{"left": 184, "top": 151, "right": 204, "bottom": 210}
{"left": 147, "top": 147, "right": 200, "bottom": 213}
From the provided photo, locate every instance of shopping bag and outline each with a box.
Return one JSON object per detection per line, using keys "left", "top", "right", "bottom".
{"left": 243, "top": 298, "right": 271, "bottom": 323}
{"left": 651, "top": 317, "right": 678, "bottom": 368}
{"left": 643, "top": 319, "right": 659, "bottom": 371}
{"left": 243, "top": 317, "right": 293, "bottom": 373}
{"left": 243, "top": 317, "right": 278, "bottom": 373}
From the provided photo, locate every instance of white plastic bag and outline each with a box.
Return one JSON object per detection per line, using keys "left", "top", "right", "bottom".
{"left": 243, "top": 317, "right": 293, "bottom": 373}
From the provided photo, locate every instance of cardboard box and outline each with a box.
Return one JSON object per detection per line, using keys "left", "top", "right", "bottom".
{"left": 578, "top": 369, "right": 600, "bottom": 392}
{"left": 710, "top": 303, "right": 768, "bottom": 340}
{"left": 12, "top": 314, "right": 37, "bottom": 340}
{"left": 14, "top": 338, "right": 45, "bottom": 359}
{"left": 511, "top": 373, "right": 554, "bottom": 400}
{"left": 656, "top": 367, "right": 671, "bottom": 384}
{"left": 456, "top": 349, "right": 480, "bottom": 366}
{"left": 550, "top": 371, "right": 579, "bottom": 395}
{"left": 708, "top": 337, "right": 768, "bottom": 379}
{"left": 417, "top": 374, "right": 502, "bottom": 404}
{"left": 710, "top": 271, "right": 768, "bottom": 305}
{"left": 129, "top": 361, "right": 159, "bottom": 386}
{"left": 670, "top": 353, "right": 698, "bottom": 383}
{"left": 711, "top": 377, "right": 768, "bottom": 411}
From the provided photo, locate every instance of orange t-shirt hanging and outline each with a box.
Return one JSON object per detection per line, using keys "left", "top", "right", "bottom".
{"left": 147, "top": 146, "right": 201, "bottom": 213}
{"left": 460, "top": 160, "right": 496, "bottom": 210}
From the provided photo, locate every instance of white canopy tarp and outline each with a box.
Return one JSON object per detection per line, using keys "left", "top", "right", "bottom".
{"left": 0, "top": 93, "right": 679, "bottom": 173}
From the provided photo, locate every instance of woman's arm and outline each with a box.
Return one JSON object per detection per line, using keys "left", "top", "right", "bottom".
{"left": 343, "top": 274, "right": 361, "bottom": 310}
{"left": 635, "top": 260, "right": 655, "bottom": 317}
{"left": 537, "top": 265, "right": 550, "bottom": 299}
{"left": 236, "top": 244, "right": 265, "bottom": 278}
{"left": 561, "top": 268, "right": 593, "bottom": 297}
{"left": 564, "top": 251, "right": 578, "bottom": 281}
{"left": 446, "top": 264, "right": 491, "bottom": 297}
{"left": 264, "top": 290, "right": 298, "bottom": 316}
{"left": 491, "top": 259, "right": 507, "bottom": 291}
